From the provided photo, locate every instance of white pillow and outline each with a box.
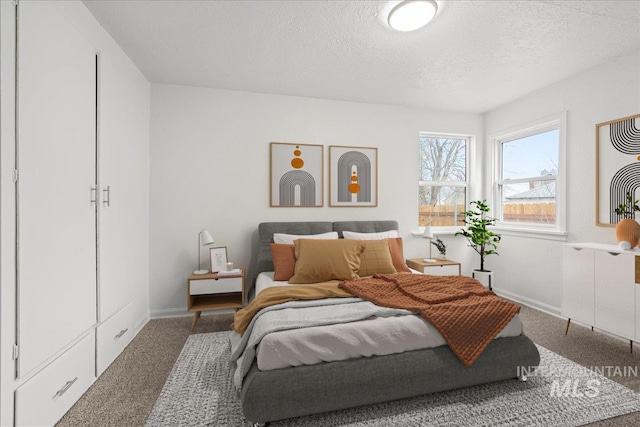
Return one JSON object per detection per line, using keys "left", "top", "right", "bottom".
{"left": 273, "top": 231, "right": 339, "bottom": 245}
{"left": 342, "top": 230, "right": 400, "bottom": 240}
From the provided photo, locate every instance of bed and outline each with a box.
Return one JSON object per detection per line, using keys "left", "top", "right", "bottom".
{"left": 235, "top": 220, "right": 540, "bottom": 426}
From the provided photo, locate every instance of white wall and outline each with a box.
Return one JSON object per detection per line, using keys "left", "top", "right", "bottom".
{"left": 484, "top": 50, "right": 640, "bottom": 313}
{"left": 150, "top": 85, "right": 484, "bottom": 316}
{"left": 147, "top": 28, "right": 639, "bottom": 319}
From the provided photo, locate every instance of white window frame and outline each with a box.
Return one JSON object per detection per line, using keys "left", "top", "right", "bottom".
{"left": 489, "top": 112, "right": 567, "bottom": 240}
{"left": 418, "top": 132, "right": 476, "bottom": 235}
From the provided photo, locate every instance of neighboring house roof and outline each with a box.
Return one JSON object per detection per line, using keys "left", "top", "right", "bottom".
{"left": 505, "top": 182, "right": 555, "bottom": 200}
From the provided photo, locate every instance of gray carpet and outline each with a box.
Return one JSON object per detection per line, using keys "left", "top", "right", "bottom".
{"left": 145, "top": 331, "right": 640, "bottom": 427}
{"left": 56, "top": 307, "right": 640, "bottom": 426}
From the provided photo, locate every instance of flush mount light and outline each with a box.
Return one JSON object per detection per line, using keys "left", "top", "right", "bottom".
{"left": 388, "top": 0, "right": 438, "bottom": 32}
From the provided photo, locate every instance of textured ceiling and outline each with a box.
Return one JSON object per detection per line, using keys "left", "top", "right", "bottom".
{"left": 82, "top": 0, "right": 640, "bottom": 113}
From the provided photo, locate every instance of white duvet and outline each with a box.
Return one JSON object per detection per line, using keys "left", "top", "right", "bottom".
{"left": 254, "top": 272, "right": 523, "bottom": 371}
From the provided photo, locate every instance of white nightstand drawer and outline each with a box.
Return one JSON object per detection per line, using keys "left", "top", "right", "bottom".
{"left": 190, "top": 276, "right": 243, "bottom": 295}
{"left": 15, "top": 332, "right": 95, "bottom": 427}
{"left": 423, "top": 265, "right": 459, "bottom": 276}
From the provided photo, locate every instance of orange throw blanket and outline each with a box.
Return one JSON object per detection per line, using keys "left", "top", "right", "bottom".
{"left": 339, "top": 273, "right": 520, "bottom": 366}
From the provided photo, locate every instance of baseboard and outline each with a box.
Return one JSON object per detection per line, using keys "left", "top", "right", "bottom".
{"left": 150, "top": 307, "right": 189, "bottom": 318}
{"left": 134, "top": 312, "right": 150, "bottom": 335}
{"left": 493, "top": 287, "right": 562, "bottom": 318}
{"left": 150, "top": 308, "right": 236, "bottom": 319}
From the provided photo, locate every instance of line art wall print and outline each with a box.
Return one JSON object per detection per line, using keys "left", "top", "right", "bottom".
{"left": 596, "top": 114, "right": 640, "bottom": 226}
{"left": 270, "top": 142, "right": 323, "bottom": 207}
{"left": 329, "top": 145, "right": 378, "bottom": 207}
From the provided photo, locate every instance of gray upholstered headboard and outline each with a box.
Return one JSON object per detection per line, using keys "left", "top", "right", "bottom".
{"left": 332, "top": 221, "right": 399, "bottom": 238}
{"left": 252, "top": 220, "right": 399, "bottom": 290}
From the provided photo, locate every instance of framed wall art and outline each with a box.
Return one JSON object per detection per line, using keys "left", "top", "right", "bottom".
{"left": 596, "top": 114, "right": 640, "bottom": 226}
{"left": 270, "top": 142, "right": 323, "bottom": 207}
{"left": 329, "top": 145, "right": 378, "bottom": 207}
{"left": 209, "top": 246, "right": 228, "bottom": 273}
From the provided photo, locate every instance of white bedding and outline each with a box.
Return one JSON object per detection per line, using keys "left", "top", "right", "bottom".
{"left": 254, "top": 271, "right": 523, "bottom": 371}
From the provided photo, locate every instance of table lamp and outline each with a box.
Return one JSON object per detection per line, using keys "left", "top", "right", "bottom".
{"left": 422, "top": 226, "right": 435, "bottom": 262}
{"left": 194, "top": 229, "right": 215, "bottom": 275}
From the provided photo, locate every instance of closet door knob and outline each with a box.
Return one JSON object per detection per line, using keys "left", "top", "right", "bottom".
{"left": 90, "top": 186, "right": 97, "bottom": 206}
{"left": 102, "top": 186, "right": 110, "bottom": 207}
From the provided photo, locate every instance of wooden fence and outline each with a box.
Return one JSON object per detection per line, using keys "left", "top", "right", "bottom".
{"left": 419, "top": 202, "right": 556, "bottom": 226}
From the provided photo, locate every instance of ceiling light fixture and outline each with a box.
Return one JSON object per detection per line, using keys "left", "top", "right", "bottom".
{"left": 388, "top": 0, "right": 438, "bottom": 32}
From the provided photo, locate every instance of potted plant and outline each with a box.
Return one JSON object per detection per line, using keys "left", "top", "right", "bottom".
{"left": 455, "top": 200, "right": 501, "bottom": 289}
{"left": 431, "top": 237, "right": 447, "bottom": 260}
{"left": 614, "top": 191, "right": 640, "bottom": 249}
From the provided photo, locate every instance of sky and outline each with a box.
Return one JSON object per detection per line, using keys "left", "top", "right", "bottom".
{"left": 502, "top": 129, "right": 559, "bottom": 180}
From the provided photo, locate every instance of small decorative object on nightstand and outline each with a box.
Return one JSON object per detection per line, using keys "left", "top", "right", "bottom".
{"left": 406, "top": 258, "right": 461, "bottom": 276}
{"left": 187, "top": 268, "right": 245, "bottom": 332}
{"left": 431, "top": 237, "right": 447, "bottom": 260}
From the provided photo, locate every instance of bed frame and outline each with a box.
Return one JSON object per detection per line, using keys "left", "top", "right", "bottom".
{"left": 241, "top": 221, "right": 540, "bottom": 426}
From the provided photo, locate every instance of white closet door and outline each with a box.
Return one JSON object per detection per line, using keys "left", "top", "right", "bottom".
{"left": 18, "top": 1, "right": 97, "bottom": 376}
{"left": 97, "top": 52, "right": 148, "bottom": 320}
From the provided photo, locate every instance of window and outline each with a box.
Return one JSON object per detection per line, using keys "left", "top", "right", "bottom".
{"left": 492, "top": 113, "right": 566, "bottom": 237}
{"left": 418, "top": 134, "right": 469, "bottom": 228}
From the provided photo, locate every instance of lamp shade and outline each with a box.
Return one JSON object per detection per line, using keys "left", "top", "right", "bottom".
{"left": 200, "top": 229, "right": 215, "bottom": 246}
{"left": 422, "top": 226, "right": 434, "bottom": 239}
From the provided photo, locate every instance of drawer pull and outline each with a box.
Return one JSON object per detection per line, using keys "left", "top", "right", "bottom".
{"left": 54, "top": 377, "right": 78, "bottom": 398}
{"left": 607, "top": 252, "right": 621, "bottom": 256}
{"left": 114, "top": 328, "right": 128, "bottom": 340}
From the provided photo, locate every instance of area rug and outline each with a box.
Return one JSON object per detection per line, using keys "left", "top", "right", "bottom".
{"left": 146, "top": 331, "right": 640, "bottom": 426}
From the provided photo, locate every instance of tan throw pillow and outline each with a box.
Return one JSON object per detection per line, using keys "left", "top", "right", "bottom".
{"left": 289, "top": 239, "right": 365, "bottom": 284}
{"left": 358, "top": 239, "right": 397, "bottom": 277}
{"left": 388, "top": 237, "right": 412, "bottom": 273}
{"left": 269, "top": 243, "right": 296, "bottom": 281}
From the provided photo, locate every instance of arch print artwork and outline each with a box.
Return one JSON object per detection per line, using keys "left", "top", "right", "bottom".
{"left": 596, "top": 114, "right": 640, "bottom": 226}
{"left": 329, "top": 145, "right": 378, "bottom": 207}
{"left": 270, "top": 142, "right": 323, "bottom": 207}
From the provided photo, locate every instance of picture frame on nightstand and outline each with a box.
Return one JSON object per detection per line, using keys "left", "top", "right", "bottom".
{"left": 209, "top": 246, "right": 228, "bottom": 272}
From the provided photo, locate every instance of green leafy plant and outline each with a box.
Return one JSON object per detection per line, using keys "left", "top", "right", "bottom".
{"left": 431, "top": 237, "right": 446, "bottom": 256}
{"left": 614, "top": 192, "right": 640, "bottom": 219}
{"left": 455, "top": 200, "right": 501, "bottom": 272}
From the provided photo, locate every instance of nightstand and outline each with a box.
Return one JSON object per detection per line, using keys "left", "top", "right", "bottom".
{"left": 406, "top": 258, "right": 461, "bottom": 276}
{"left": 187, "top": 268, "right": 245, "bottom": 332}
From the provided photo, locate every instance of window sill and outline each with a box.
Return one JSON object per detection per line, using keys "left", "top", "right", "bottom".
{"left": 490, "top": 225, "right": 568, "bottom": 241}
{"left": 411, "top": 227, "right": 461, "bottom": 237}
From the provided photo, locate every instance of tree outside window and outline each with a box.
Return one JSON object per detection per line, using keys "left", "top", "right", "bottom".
{"left": 419, "top": 135, "right": 468, "bottom": 227}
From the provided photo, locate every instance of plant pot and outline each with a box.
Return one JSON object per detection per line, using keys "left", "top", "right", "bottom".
{"left": 615, "top": 218, "right": 640, "bottom": 248}
{"left": 472, "top": 270, "right": 493, "bottom": 290}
